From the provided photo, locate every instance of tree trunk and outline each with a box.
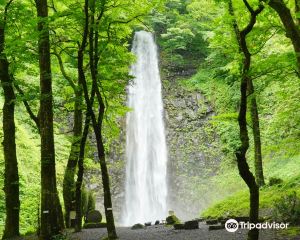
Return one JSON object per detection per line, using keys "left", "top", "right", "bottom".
{"left": 75, "top": 1, "right": 118, "bottom": 238}
{"left": 93, "top": 105, "right": 118, "bottom": 240}
{"left": 88, "top": 4, "right": 117, "bottom": 237}
{"left": 248, "top": 80, "right": 265, "bottom": 187}
{"left": 0, "top": 9, "right": 20, "bottom": 237}
{"left": 265, "top": 0, "right": 300, "bottom": 73}
{"left": 63, "top": 88, "right": 82, "bottom": 228}
{"left": 228, "top": 1, "right": 262, "bottom": 239}
{"left": 75, "top": 113, "right": 90, "bottom": 232}
{"left": 36, "top": 0, "right": 64, "bottom": 238}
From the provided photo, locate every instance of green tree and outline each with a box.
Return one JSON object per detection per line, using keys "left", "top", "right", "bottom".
{"left": 0, "top": 1, "right": 20, "bottom": 238}
{"left": 262, "top": 0, "right": 300, "bottom": 73}
{"left": 228, "top": 1, "right": 263, "bottom": 238}
{"left": 36, "top": 0, "right": 64, "bottom": 238}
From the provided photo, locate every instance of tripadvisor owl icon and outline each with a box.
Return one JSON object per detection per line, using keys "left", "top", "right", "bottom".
{"left": 225, "top": 219, "right": 239, "bottom": 232}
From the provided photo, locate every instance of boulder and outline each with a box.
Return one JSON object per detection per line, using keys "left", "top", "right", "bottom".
{"left": 184, "top": 220, "right": 199, "bottom": 230}
{"left": 145, "top": 222, "right": 151, "bottom": 226}
{"left": 206, "top": 219, "right": 218, "bottom": 225}
{"left": 166, "top": 214, "right": 180, "bottom": 225}
{"left": 131, "top": 223, "right": 144, "bottom": 230}
{"left": 86, "top": 210, "right": 102, "bottom": 224}
{"left": 174, "top": 223, "right": 185, "bottom": 230}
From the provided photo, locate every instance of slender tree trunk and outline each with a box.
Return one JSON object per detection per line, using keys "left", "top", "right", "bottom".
{"left": 36, "top": 0, "right": 64, "bottom": 238}
{"left": 88, "top": 3, "right": 117, "bottom": 237}
{"left": 264, "top": 0, "right": 300, "bottom": 73}
{"left": 63, "top": 88, "right": 83, "bottom": 228}
{"left": 229, "top": 0, "right": 265, "bottom": 187}
{"left": 93, "top": 99, "right": 117, "bottom": 240}
{"left": 75, "top": 1, "right": 117, "bottom": 238}
{"left": 75, "top": 113, "right": 90, "bottom": 232}
{"left": 0, "top": 4, "right": 20, "bottom": 236}
{"left": 248, "top": 80, "right": 265, "bottom": 187}
{"left": 228, "top": 1, "right": 262, "bottom": 239}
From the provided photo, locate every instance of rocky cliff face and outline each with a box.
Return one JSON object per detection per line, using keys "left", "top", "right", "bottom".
{"left": 161, "top": 67, "right": 223, "bottom": 220}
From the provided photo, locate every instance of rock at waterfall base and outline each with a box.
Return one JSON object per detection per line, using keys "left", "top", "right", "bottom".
{"left": 83, "top": 210, "right": 104, "bottom": 229}
{"left": 184, "top": 220, "right": 199, "bottom": 230}
{"left": 131, "top": 223, "right": 145, "bottom": 230}
{"left": 166, "top": 214, "right": 180, "bottom": 225}
{"left": 174, "top": 223, "right": 185, "bottom": 230}
{"left": 86, "top": 210, "right": 102, "bottom": 223}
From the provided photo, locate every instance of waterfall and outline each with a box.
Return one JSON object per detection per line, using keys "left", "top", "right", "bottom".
{"left": 122, "top": 31, "right": 168, "bottom": 226}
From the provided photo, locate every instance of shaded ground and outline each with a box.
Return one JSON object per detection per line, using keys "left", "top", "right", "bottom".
{"left": 69, "top": 223, "right": 300, "bottom": 240}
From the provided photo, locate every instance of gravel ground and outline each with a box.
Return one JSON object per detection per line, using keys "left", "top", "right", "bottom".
{"left": 69, "top": 223, "right": 300, "bottom": 240}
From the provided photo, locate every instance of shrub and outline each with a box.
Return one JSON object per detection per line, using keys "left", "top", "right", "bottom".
{"left": 269, "top": 177, "right": 283, "bottom": 186}
{"left": 273, "top": 191, "right": 300, "bottom": 225}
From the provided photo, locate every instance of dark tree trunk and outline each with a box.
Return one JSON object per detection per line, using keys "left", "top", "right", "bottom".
{"left": 228, "top": 1, "right": 262, "bottom": 239}
{"left": 74, "top": 0, "right": 89, "bottom": 231}
{"left": 63, "top": 87, "right": 82, "bottom": 228}
{"left": 93, "top": 99, "right": 117, "bottom": 240}
{"left": 88, "top": 2, "right": 117, "bottom": 238}
{"left": 0, "top": 3, "right": 20, "bottom": 236}
{"left": 248, "top": 81, "right": 265, "bottom": 187}
{"left": 75, "top": 113, "right": 90, "bottom": 232}
{"left": 229, "top": 1, "right": 265, "bottom": 188}
{"left": 36, "top": 0, "right": 64, "bottom": 238}
{"left": 74, "top": 1, "right": 117, "bottom": 238}
{"left": 265, "top": 0, "right": 300, "bottom": 73}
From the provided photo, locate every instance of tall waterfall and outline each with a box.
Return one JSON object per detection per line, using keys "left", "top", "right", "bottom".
{"left": 122, "top": 31, "right": 168, "bottom": 226}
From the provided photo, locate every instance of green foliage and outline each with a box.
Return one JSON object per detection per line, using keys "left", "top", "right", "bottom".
{"left": 151, "top": 0, "right": 208, "bottom": 69}
{"left": 87, "top": 192, "right": 96, "bottom": 213}
{"left": 202, "top": 155, "right": 300, "bottom": 219}
{"left": 273, "top": 192, "right": 300, "bottom": 225}
{"left": 269, "top": 177, "right": 283, "bottom": 186}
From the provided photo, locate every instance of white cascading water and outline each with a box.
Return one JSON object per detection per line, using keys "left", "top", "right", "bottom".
{"left": 122, "top": 31, "right": 168, "bottom": 226}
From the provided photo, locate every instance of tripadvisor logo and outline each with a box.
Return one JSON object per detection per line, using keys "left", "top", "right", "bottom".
{"left": 225, "top": 219, "right": 289, "bottom": 233}
{"left": 225, "top": 219, "right": 239, "bottom": 232}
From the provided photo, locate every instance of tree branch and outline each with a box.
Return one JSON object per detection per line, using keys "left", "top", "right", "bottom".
{"left": 52, "top": 49, "right": 76, "bottom": 90}
{"left": 13, "top": 81, "right": 40, "bottom": 130}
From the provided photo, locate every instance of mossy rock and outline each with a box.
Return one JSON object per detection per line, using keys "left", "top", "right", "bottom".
{"left": 131, "top": 223, "right": 144, "bottom": 230}
{"left": 166, "top": 214, "right": 180, "bottom": 225}
{"left": 86, "top": 210, "right": 102, "bottom": 223}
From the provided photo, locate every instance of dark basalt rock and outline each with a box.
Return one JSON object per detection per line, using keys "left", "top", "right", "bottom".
{"left": 195, "top": 218, "right": 205, "bottom": 222}
{"left": 206, "top": 219, "right": 218, "bottom": 225}
{"left": 184, "top": 220, "right": 199, "bottom": 229}
{"left": 174, "top": 223, "right": 185, "bottom": 230}
{"left": 145, "top": 222, "right": 151, "bottom": 226}
{"left": 131, "top": 223, "right": 145, "bottom": 230}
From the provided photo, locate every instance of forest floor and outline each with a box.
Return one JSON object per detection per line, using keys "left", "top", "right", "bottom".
{"left": 68, "top": 223, "right": 300, "bottom": 240}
